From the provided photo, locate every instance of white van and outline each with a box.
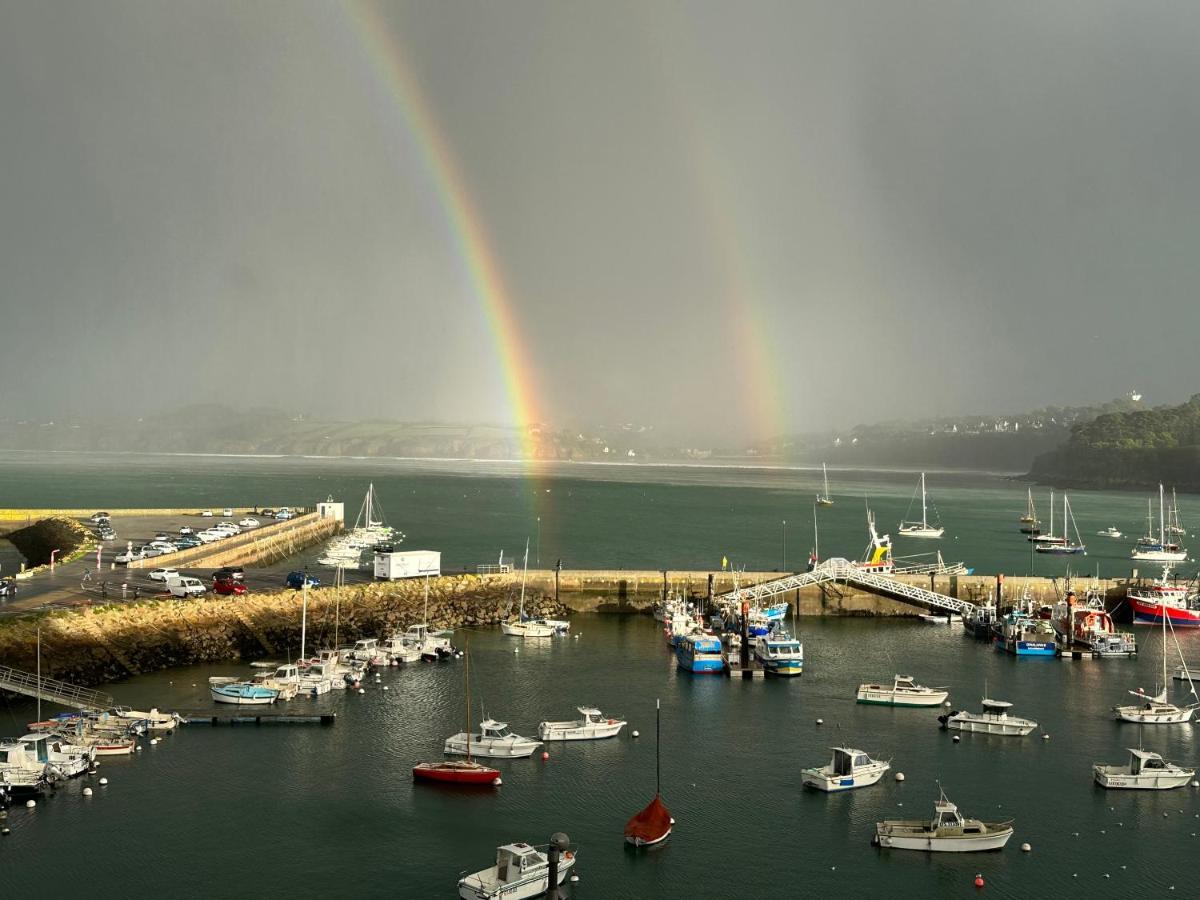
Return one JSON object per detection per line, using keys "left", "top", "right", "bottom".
{"left": 166, "top": 576, "right": 206, "bottom": 598}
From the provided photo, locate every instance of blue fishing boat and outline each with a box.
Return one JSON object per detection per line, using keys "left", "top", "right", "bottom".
{"left": 762, "top": 603, "right": 789, "bottom": 622}
{"left": 754, "top": 632, "right": 804, "bottom": 675}
{"left": 993, "top": 611, "right": 1056, "bottom": 657}
{"left": 675, "top": 633, "right": 724, "bottom": 674}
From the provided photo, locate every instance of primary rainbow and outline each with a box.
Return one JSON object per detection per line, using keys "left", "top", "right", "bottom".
{"left": 342, "top": 1, "right": 542, "bottom": 458}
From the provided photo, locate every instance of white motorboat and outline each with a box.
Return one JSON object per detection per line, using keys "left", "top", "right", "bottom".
{"left": 297, "top": 661, "right": 335, "bottom": 696}
{"left": 1098, "top": 526, "right": 1123, "bottom": 539}
{"left": 1094, "top": 748, "right": 1195, "bottom": 790}
{"left": 1113, "top": 598, "right": 1197, "bottom": 723}
{"left": 379, "top": 631, "right": 421, "bottom": 664}
{"left": 347, "top": 638, "right": 386, "bottom": 665}
{"left": 210, "top": 682, "right": 280, "bottom": 705}
{"left": 402, "top": 623, "right": 456, "bottom": 661}
{"left": 109, "top": 706, "right": 178, "bottom": 732}
{"left": 445, "top": 719, "right": 542, "bottom": 759}
{"left": 857, "top": 674, "right": 949, "bottom": 707}
{"left": 250, "top": 663, "right": 302, "bottom": 700}
{"left": 17, "top": 733, "right": 95, "bottom": 778}
{"left": 0, "top": 741, "right": 55, "bottom": 787}
{"left": 457, "top": 841, "right": 576, "bottom": 900}
{"left": 753, "top": 631, "right": 804, "bottom": 675}
{"left": 938, "top": 697, "right": 1037, "bottom": 736}
{"left": 874, "top": 791, "right": 1013, "bottom": 852}
{"left": 534, "top": 617, "right": 571, "bottom": 634}
{"left": 801, "top": 747, "right": 890, "bottom": 792}
{"left": 897, "top": 473, "right": 944, "bottom": 539}
{"left": 538, "top": 707, "right": 626, "bottom": 741}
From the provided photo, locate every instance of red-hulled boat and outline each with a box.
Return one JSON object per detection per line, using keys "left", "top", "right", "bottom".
{"left": 413, "top": 646, "right": 500, "bottom": 786}
{"left": 1130, "top": 567, "right": 1200, "bottom": 627}
{"left": 624, "top": 699, "right": 673, "bottom": 847}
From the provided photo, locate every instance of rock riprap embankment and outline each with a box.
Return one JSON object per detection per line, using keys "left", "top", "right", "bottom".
{"left": 0, "top": 576, "right": 567, "bottom": 687}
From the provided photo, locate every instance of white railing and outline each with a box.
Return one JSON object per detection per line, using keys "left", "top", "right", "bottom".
{"left": 0, "top": 664, "right": 113, "bottom": 711}
{"left": 717, "top": 557, "right": 976, "bottom": 615}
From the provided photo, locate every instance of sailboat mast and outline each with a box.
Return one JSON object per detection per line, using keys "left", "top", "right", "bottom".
{"left": 36, "top": 624, "right": 41, "bottom": 723}
{"left": 465, "top": 648, "right": 472, "bottom": 762}
{"left": 423, "top": 575, "right": 430, "bottom": 626}
{"left": 300, "top": 578, "right": 308, "bottom": 660}
{"left": 921, "top": 473, "right": 928, "bottom": 528}
{"left": 1049, "top": 491, "right": 1055, "bottom": 536}
{"left": 1160, "top": 483, "right": 1166, "bottom": 546}
{"left": 519, "top": 538, "right": 530, "bottom": 618}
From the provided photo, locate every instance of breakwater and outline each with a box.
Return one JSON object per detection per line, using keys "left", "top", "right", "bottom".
{"left": 128, "top": 512, "right": 339, "bottom": 570}
{"left": 0, "top": 576, "right": 566, "bottom": 687}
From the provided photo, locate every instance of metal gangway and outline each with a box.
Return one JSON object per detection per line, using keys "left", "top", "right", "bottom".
{"left": 717, "top": 557, "right": 978, "bottom": 616}
{"left": 0, "top": 664, "right": 113, "bottom": 712}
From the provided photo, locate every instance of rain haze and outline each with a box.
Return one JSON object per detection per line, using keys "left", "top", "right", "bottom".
{"left": 2, "top": 0, "right": 1199, "bottom": 442}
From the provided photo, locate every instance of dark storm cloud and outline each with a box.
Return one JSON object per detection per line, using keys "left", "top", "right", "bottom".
{"left": 1, "top": 1, "right": 1198, "bottom": 440}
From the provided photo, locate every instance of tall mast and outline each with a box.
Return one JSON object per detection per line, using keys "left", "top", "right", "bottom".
{"left": 300, "top": 578, "right": 308, "bottom": 660}
{"left": 36, "top": 624, "right": 41, "bottom": 723}
{"left": 465, "top": 647, "right": 472, "bottom": 762}
{"left": 921, "top": 473, "right": 928, "bottom": 528}
{"left": 423, "top": 575, "right": 430, "bottom": 627}
{"left": 655, "top": 697, "right": 661, "bottom": 796}
{"left": 519, "top": 538, "right": 530, "bottom": 619}
{"left": 1160, "top": 483, "right": 1166, "bottom": 546}
{"left": 1049, "top": 491, "right": 1054, "bottom": 537}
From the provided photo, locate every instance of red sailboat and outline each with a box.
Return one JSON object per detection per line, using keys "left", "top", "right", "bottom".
{"left": 624, "top": 698, "right": 673, "bottom": 846}
{"left": 413, "top": 648, "right": 500, "bottom": 786}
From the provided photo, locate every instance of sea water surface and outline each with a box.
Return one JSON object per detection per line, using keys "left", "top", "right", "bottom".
{"left": 1, "top": 452, "right": 1198, "bottom": 898}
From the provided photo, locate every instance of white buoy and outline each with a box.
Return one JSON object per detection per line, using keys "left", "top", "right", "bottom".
{"left": 1043, "top": 734, "right": 1050, "bottom": 740}
{"left": 134, "top": 745, "right": 142, "bottom": 752}
{"left": 895, "top": 772, "right": 905, "bottom": 782}
{"left": 632, "top": 730, "right": 640, "bottom": 738}
{"left": 570, "top": 875, "right": 579, "bottom": 883}
{"left": 952, "top": 735, "right": 961, "bottom": 743}
{"left": 1021, "top": 843, "right": 1031, "bottom": 852}
{"left": 25, "top": 800, "right": 35, "bottom": 809}
{"left": 1192, "top": 780, "right": 1199, "bottom": 787}
{"left": 83, "top": 787, "right": 93, "bottom": 797}
{"left": 943, "top": 700, "right": 951, "bottom": 708}
{"left": 99, "top": 777, "right": 108, "bottom": 785}
{"left": 816, "top": 718, "right": 824, "bottom": 725}
{"left": 382, "top": 685, "right": 389, "bottom": 691}
{"left": 149, "top": 738, "right": 158, "bottom": 745}
{"left": 358, "top": 688, "right": 365, "bottom": 695}
{"left": 1, "top": 828, "right": 9, "bottom": 835}
{"left": 492, "top": 776, "right": 503, "bottom": 786}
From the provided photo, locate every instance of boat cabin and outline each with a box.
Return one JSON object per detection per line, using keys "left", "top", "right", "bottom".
{"left": 480, "top": 720, "right": 514, "bottom": 739}
{"left": 579, "top": 707, "right": 605, "bottom": 724}
{"left": 980, "top": 699, "right": 1013, "bottom": 715}
{"left": 894, "top": 675, "right": 918, "bottom": 690}
{"left": 352, "top": 638, "right": 378, "bottom": 654}
{"left": 832, "top": 747, "right": 873, "bottom": 776}
{"left": 1129, "top": 749, "right": 1170, "bottom": 775}
{"left": 0, "top": 742, "right": 38, "bottom": 770}
{"left": 494, "top": 843, "right": 548, "bottom": 884}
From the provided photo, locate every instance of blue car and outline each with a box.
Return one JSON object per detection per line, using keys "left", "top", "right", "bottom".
{"left": 285, "top": 571, "right": 320, "bottom": 589}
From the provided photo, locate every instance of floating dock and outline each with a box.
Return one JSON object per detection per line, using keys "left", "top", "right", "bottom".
{"left": 181, "top": 712, "right": 337, "bottom": 726}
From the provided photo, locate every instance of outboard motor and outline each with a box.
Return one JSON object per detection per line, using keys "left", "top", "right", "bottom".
{"left": 937, "top": 712, "right": 957, "bottom": 728}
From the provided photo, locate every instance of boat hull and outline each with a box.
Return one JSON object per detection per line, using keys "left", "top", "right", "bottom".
{"left": 210, "top": 686, "right": 278, "bottom": 705}
{"left": 759, "top": 658, "right": 804, "bottom": 676}
{"left": 444, "top": 736, "right": 541, "bottom": 759}
{"left": 538, "top": 721, "right": 625, "bottom": 741}
{"left": 458, "top": 855, "right": 575, "bottom": 900}
{"left": 1131, "top": 599, "right": 1200, "bottom": 627}
{"left": 874, "top": 825, "right": 1013, "bottom": 852}
{"left": 412, "top": 762, "right": 500, "bottom": 785}
{"left": 857, "top": 687, "right": 948, "bottom": 707}
{"left": 801, "top": 764, "right": 889, "bottom": 792}
{"left": 994, "top": 637, "right": 1056, "bottom": 657}
{"left": 1112, "top": 706, "right": 1194, "bottom": 724}
{"left": 1093, "top": 767, "right": 1195, "bottom": 790}
{"left": 943, "top": 714, "right": 1037, "bottom": 736}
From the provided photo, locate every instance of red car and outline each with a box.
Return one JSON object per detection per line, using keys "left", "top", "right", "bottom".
{"left": 213, "top": 577, "right": 247, "bottom": 596}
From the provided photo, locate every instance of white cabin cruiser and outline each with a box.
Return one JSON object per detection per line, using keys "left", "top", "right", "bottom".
{"left": 801, "top": 747, "right": 890, "bottom": 792}
{"left": 538, "top": 707, "right": 626, "bottom": 741}
{"left": 401, "top": 624, "right": 455, "bottom": 661}
{"left": 457, "top": 841, "right": 576, "bottom": 900}
{"left": 0, "top": 741, "right": 55, "bottom": 788}
{"left": 857, "top": 675, "right": 949, "bottom": 707}
{"left": 938, "top": 698, "right": 1037, "bottom": 736}
{"left": 874, "top": 792, "right": 1013, "bottom": 852}
{"left": 109, "top": 707, "right": 178, "bottom": 732}
{"left": 379, "top": 631, "right": 421, "bottom": 664}
{"left": 297, "top": 661, "right": 335, "bottom": 696}
{"left": 17, "top": 733, "right": 95, "bottom": 777}
{"left": 1094, "top": 748, "right": 1195, "bottom": 790}
{"left": 445, "top": 719, "right": 542, "bottom": 759}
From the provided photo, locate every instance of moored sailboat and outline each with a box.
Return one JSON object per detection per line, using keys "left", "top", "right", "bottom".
{"left": 816, "top": 463, "right": 834, "bottom": 507}
{"left": 624, "top": 699, "right": 673, "bottom": 847}
{"left": 897, "top": 473, "right": 944, "bottom": 539}
{"left": 415, "top": 648, "right": 501, "bottom": 785}
{"left": 1034, "top": 493, "right": 1085, "bottom": 555}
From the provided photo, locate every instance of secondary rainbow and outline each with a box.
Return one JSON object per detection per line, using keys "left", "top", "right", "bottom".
{"left": 342, "top": 1, "right": 542, "bottom": 457}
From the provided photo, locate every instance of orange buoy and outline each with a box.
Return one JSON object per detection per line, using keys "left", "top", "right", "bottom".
{"left": 974, "top": 874, "right": 985, "bottom": 889}
{"left": 541, "top": 751, "right": 550, "bottom": 761}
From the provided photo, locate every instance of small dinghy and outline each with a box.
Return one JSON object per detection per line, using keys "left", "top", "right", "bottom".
{"left": 1094, "top": 748, "right": 1195, "bottom": 790}
{"left": 210, "top": 682, "right": 279, "bottom": 706}
{"left": 938, "top": 695, "right": 1038, "bottom": 736}
{"left": 624, "top": 699, "right": 673, "bottom": 847}
{"left": 801, "top": 747, "right": 890, "bottom": 792}
{"left": 538, "top": 707, "right": 626, "bottom": 741}
{"left": 457, "top": 839, "right": 577, "bottom": 900}
{"left": 874, "top": 789, "right": 1013, "bottom": 852}
{"left": 857, "top": 674, "right": 949, "bottom": 707}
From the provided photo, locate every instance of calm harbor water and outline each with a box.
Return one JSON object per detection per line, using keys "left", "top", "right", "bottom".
{"left": 2, "top": 452, "right": 1199, "bottom": 898}
{"left": 3, "top": 615, "right": 1200, "bottom": 898}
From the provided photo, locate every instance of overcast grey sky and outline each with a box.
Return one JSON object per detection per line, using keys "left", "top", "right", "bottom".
{"left": 2, "top": 1, "right": 1198, "bottom": 440}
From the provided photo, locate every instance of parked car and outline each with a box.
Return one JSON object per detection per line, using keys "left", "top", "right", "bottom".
{"left": 238, "top": 517, "right": 260, "bottom": 528}
{"left": 275, "top": 510, "right": 294, "bottom": 520}
{"left": 196, "top": 530, "right": 222, "bottom": 543}
{"left": 285, "top": 571, "right": 320, "bottom": 589}
{"left": 115, "top": 549, "right": 146, "bottom": 564}
{"left": 147, "top": 541, "right": 177, "bottom": 554}
{"left": 89, "top": 512, "right": 111, "bottom": 524}
{"left": 166, "top": 576, "right": 206, "bottom": 598}
{"left": 139, "top": 545, "right": 164, "bottom": 559}
{"left": 261, "top": 508, "right": 276, "bottom": 518}
{"left": 149, "top": 567, "right": 180, "bottom": 582}
{"left": 200, "top": 509, "right": 213, "bottom": 517}
{"left": 179, "top": 526, "right": 194, "bottom": 536}
{"left": 215, "top": 566, "right": 245, "bottom": 581}
{"left": 0, "top": 580, "right": 15, "bottom": 597}
{"left": 154, "top": 532, "right": 171, "bottom": 542}
{"left": 96, "top": 528, "right": 116, "bottom": 541}
{"left": 214, "top": 522, "right": 240, "bottom": 535}
{"left": 222, "top": 508, "right": 234, "bottom": 517}
{"left": 175, "top": 536, "right": 201, "bottom": 550}
{"left": 213, "top": 576, "right": 247, "bottom": 596}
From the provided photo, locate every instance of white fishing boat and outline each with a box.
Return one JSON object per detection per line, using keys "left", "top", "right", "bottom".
{"left": 753, "top": 631, "right": 804, "bottom": 675}
{"left": 297, "top": 661, "right": 335, "bottom": 696}
{"left": 816, "top": 462, "right": 834, "bottom": 507}
{"left": 1112, "top": 604, "right": 1197, "bottom": 723}
{"left": 0, "top": 741, "right": 56, "bottom": 786}
{"left": 537, "top": 706, "right": 626, "bottom": 741}
{"left": 445, "top": 719, "right": 542, "bottom": 759}
{"left": 897, "top": 472, "right": 944, "bottom": 538}
{"left": 250, "top": 663, "right": 302, "bottom": 699}
{"left": 457, "top": 841, "right": 576, "bottom": 900}
{"left": 17, "top": 733, "right": 94, "bottom": 778}
{"left": 379, "top": 631, "right": 422, "bottom": 664}
{"left": 801, "top": 747, "right": 890, "bottom": 792}
{"left": 938, "top": 697, "right": 1037, "bottom": 736}
{"left": 1093, "top": 748, "right": 1195, "bottom": 790}
{"left": 857, "top": 674, "right": 949, "bottom": 707}
{"left": 1098, "top": 526, "right": 1123, "bottom": 539}
{"left": 874, "top": 791, "right": 1014, "bottom": 852}
{"left": 919, "top": 613, "right": 963, "bottom": 625}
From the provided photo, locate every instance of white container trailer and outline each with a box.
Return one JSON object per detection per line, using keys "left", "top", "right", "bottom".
{"left": 374, "top": 549, "right": 441, "bottom": 580}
